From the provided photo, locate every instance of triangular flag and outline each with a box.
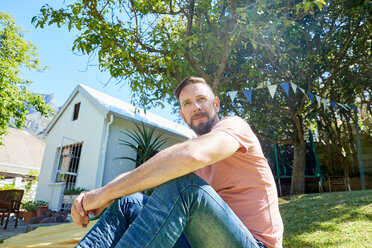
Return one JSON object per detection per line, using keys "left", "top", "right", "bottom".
{"left": 351, "top": 106, "right": 358, "bottom": 112}
{"left": 256, "top": 82, "right": 266, "bottom": 89}
{"left": 291, "top": 83, "right": 297, "bottom": 94}
{"left": 330, "top": 101, "right": 337, "bottom": 111}
{"left": 280, "top": 82, "right": 290, "bottom": 96}
{"left": 243, "top": 89, "right": 252, "bottom": 104}
{"left": 316, "top": 95, "right": 322, "bottom": 108}
{"left": 268, "top": 85, "right": 277, "bottom": 98}
{"left": 338, "top": 103, "right": 348, "bottom": 111}
{"left": 228, "top": 91, "right": 238, "bottom": 102}
{"left": 323, "top": 99, "right": 328, "bottom": 111}
{"left": 299, "top": 87, "right": 307, "bottom": 97}
{"left": 343, "top": 104, "right": 351, "bottom": 111}
{"left": 308, "top": 92, "right": 314, "bottom": 103}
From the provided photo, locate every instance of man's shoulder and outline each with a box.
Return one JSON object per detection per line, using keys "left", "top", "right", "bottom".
{"left": 220, "top": 116, "right": 248, "bottom": 126}
{"left": 212, "top": 116, "right": 250, "bottom": 132}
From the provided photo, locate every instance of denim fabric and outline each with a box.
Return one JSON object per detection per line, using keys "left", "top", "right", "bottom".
{"left": 77, "top": 173, "right": 263, "bottom": 248}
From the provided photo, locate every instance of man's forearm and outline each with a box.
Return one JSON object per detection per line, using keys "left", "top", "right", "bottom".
{"left": 101, "top": 141, "right": 204, "bottom": 202}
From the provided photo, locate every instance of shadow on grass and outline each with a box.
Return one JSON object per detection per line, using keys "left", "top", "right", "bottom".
{"left": 280, "top": 190, "right": 372, "bottom": 248}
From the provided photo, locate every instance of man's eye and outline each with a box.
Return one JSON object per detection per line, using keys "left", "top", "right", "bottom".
{"left": 184, "top": 102, "right": 190, "bottom": 106}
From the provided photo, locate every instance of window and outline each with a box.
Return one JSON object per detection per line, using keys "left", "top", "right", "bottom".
{"left": 55, "top": 142, "right": 83, "bottom": 190}
{"left": 72, "top": 102, "right": 81, "bottom": 121}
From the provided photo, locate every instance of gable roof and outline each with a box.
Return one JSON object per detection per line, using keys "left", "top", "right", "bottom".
{"left": 0, "top": 128, "right": 45, "bottom": 174}
{"left": 46, "top": 84, "right": 196, "bottom": 138}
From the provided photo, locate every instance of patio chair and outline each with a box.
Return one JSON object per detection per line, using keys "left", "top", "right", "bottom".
{"left": 0, "top": 189, "right": 24, "bottom": 230}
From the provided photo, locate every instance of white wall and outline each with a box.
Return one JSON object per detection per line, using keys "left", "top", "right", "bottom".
{"left": 35, "top": 92, "right": 106, "bottom": 207}
{"left": 102, "top": 118, "right": 188, "bottom": 185}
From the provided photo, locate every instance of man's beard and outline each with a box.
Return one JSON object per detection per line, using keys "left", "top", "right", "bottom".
{"left": 188, "top": 112, "right": 218, "bottom": 136}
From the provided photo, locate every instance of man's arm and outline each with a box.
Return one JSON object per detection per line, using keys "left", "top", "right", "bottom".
{"left": 72, "top": 130, "right": 240, "bottom": 227}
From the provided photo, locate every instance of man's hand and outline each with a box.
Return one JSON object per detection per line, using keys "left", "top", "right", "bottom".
{"left": 71, "top": 188, "right": 114, "bottom": 228}
{"left": 71, "top": 192, "right": 90, "bottom": 228}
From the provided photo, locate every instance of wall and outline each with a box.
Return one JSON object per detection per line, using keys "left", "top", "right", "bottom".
{"left": 102, "top": 118, "right": 189, "bottom": 185}
{"left": 35, "top": 92, "right": 106, "bottom": 209}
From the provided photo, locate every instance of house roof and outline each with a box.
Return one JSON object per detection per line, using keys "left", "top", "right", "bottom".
{"left": 0, "top": 128, "right": 45, "bottom": 175}
{"left": 46, "top": 84, "right": 196, "bottom": 139}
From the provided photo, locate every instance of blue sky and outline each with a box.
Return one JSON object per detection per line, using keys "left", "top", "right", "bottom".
{"left": 1, "top": 0, "right": 179, "bottom": 122}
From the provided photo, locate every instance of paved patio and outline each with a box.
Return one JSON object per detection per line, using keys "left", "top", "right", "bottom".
{"left": 0, "top": 218, "right": 61, "bottom": 242}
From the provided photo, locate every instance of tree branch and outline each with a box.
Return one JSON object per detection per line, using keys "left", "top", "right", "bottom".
{"left": 311, "top": 21, "right": 367, "bottom": 83}
{"left": 183, "top": 51, "right": 212, "bottom": 82}
{"left": 250, "top": 126, "right": 294, "bottom": 145}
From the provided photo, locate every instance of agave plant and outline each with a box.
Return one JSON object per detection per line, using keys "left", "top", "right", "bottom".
{"left": 117, "top": 121, "right": 168, "bottom": 168}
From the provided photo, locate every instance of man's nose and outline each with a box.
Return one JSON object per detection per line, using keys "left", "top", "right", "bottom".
{"left": 192, "top": 101, "right": 202, "bottom": 111}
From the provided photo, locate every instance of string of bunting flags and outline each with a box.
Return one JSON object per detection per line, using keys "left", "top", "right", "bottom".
{"left": 226, "top": 82, "right": 358, "bottom": 113}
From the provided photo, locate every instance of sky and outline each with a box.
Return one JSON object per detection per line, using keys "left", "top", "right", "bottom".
{"left": 1, "top": 0, "right": 180, "bottom": 123}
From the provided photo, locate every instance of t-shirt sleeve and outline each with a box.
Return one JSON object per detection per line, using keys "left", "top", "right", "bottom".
{"left": 210, "top": 116, "right": 253, "bottom": 153}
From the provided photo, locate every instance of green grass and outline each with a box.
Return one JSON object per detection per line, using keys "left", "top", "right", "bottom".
{"left": 280, "top": 190, "right": 372, "bottom": 247}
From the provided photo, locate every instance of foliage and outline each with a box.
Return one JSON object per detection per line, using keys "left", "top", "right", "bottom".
{"left": 21, "top": 200, "right": 48, "bottom": 212}
{"left": 21, "top": 201, "right": 37, "bottom": 212}
{"left": 32, "top": 0, "right": 326, "bottom": 108}
{"left": 0, "top": 12, "right": 54, "bottom": 143}
{"left": 32, "top": 0, "right": 371, "bottom": 194}
{"left": 117, "top": 121, "right": 167, "bottom": 168}
{"left": 0, "top": 183, "right": 18, "bottom": 190}
{"left": 63, "top": 187, "right": 88, "bottom": 195}
{"left": 22, "top": 170, "right": 39, "bottom": 202}
{"left": 280, "top": 190, "right": 372, "bottom": 247}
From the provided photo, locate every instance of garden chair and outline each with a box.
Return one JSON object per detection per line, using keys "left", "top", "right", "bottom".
{"left": 327, "top": 169, "right": 351, "bottom": 192}
{"left": 0, "top": 189, "right": 24, "bottom": 230}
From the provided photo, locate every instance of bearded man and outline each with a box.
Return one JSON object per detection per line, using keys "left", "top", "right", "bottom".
{"left": 73, "top": 77, "right": 283, "bottom": 248}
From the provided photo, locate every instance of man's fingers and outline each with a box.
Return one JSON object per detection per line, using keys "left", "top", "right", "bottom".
{"left": 71, "top": 194, "right": 90, "bottom": 228}
{"left": 71, "top": 208, "right": 89, "bottom": 227}
{"left": 74, "top": 192, "right": 87, "bottom": 216}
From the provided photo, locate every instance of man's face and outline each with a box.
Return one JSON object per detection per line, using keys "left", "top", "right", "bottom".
{"left": 178, "top": 83, "right": 220, "bottom": 136}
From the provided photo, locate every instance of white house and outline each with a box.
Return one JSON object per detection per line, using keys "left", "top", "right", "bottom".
{"left": 35, "top": 84, "right": 195, "bottom": 211}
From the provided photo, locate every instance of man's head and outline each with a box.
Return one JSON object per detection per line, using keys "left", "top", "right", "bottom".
{"left": 175, "top": 77, "right": 220, "bottom": 136}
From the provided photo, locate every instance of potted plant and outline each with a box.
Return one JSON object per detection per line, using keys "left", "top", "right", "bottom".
{"left": 36, "top": 200, "right": 49, "bottom": 216}
{"left": 62, "top": 187, "right": 88, "bottom": 205}
{"left": 21, "top": 201, "right": 38, "bottom": 222}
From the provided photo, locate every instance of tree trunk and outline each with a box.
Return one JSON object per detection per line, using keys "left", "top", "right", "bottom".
{"left": 290, "top": 138, "right": 306, "bottom": 195}
{"left": 290, "top": 114, "right": 306, "bottom": 195}
{"left": 345, "top": 114, "right": 359, "bottom": 175}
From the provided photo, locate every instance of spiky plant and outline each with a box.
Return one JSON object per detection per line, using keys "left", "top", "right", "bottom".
{"left": 117, "top": 121, "right": 168, "bottom": 168}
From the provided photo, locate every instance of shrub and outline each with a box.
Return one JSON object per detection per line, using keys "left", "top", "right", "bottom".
{"left": 63, "top": 187, "right": 88, "bottom": 195}
{"left": 21, "top": 201, "right": 38, "bottom": 212}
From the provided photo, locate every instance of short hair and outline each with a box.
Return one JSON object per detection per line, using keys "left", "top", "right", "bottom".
{"left": 174, "top": 76, "right": 213, "bottom": 100}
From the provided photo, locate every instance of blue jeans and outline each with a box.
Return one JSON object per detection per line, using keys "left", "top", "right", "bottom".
{"left": 77, "top": 173, "right": 264, "bottom": 248}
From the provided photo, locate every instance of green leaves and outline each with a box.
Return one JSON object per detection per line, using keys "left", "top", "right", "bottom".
{"left": 117, "top": 121, "right": 168, "bottom": 168}
{"left": 0, "top": 12, "right": 54, "bottom": 143}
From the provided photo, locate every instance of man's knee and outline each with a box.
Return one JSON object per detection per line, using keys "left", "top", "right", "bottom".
{"left": 154, "top": 173, "right": 208, "bottom": 194}
{"left": 116, "top": 192, "right": 148, "bottom": 208}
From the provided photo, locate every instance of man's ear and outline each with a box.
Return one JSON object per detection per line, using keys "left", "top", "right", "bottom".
{"left": 179, "top": 109, "right": 186, "bottom": 122}
{"left": 214, "top": 97, "right": 220, "bottom": 112}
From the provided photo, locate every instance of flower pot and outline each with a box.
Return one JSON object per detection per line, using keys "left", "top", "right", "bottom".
{"left": 23, "top": 211, "right": 37, "bottom": 222}
{"left": 18, "top": 210, "right": 25, "bottom": 221}
{"left": 37, "top": 205, "right": 49, "bottom": 216}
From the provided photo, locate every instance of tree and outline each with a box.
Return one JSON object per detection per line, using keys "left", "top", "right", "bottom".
{"left": 32, "top": 0, "right": 371, "bottom": 194}
{"left": 224, "top": 0, "right": 371, "bottom": 193}
{"left": 0, "top": 12, "right": 53, "bottom": 143}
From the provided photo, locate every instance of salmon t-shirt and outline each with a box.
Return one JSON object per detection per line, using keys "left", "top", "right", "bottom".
{"left": 194, "top": 116, "right": 283, "bottom": 248}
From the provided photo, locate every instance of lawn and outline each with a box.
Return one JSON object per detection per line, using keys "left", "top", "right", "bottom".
{"left": 280, "top": 189, "right": 372, "bottom": 247}
{"left": 1, "top": 190, "right": 371, "bottom": 247}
